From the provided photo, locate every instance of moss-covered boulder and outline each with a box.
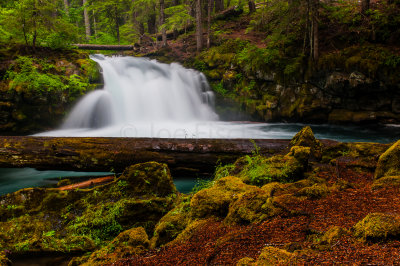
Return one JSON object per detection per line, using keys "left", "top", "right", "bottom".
{"left": 83, "top": 227, "right": 149, "bottom": 265}
{"left": 372, "top": 175, "right": 400, "bottom": 190}
{"left": 320, "top": 226, "right": 350, "bottom": 245}
{"left": 151, "top": 195, "right": 191, "bottom": 247}
{"left": 353, "top": 213, "right": 400, "bottom": 241}
{"left": 218, "top": 150, "right": 309, "bottom": 187}
{"left": 236, "top": 257, "right": 256, "bottom": 265}
{"left": 119, "top": 162, "right": 177, "bottom": 197}
{"left": 375, "top": 140, "right": 400, "bottom": 179}
{"left": 0, "top": 162, "right": 177, "bottom": 255}
{"left": 256, "top": 246, "right": 294, "bottom": 265}
{"left": 296, "top": 183, "right": 331, "bottom": 199}
{"left": 224, "top": 188, "right": 280, "bottom": 225}
{"left": 290, "top": 126, "right": 322, "bottom": 159}
{"left": 190, "top": 176, "right": 256, "bottom": 219}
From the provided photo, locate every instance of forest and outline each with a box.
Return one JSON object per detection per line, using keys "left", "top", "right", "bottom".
{"left": 1, "top": 0, "right": 400, "bottom": 265}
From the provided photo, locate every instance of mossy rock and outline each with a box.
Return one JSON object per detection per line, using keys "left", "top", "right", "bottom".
{"left": 290, "top": 126, "right": 322, "bottom": 159}
{"left": 375, "top": 140, "right": 400, "bottom": 179}
{"left": 190, "top": 176, "right": 256, "bottom": 219}
{"left": 237, "top": 153, "right": 308, "bottom": 186}
{"left": 372, "top": 176, "right": 400, "bottom": 190}
{"left": 296, "top": 184, "right": 331, "bottom": 199}
{"left": 225, "top": 188, "right": 282, "bottom": 225}
{"left": 256, "top": 246, "right": 294, "bottom": 265}
{"left": 83, "top": 227, "right": 149, "bottom": 265}
{"left": 353, "top": 213, "right": 400, "bottom": 241}
{"left": 236, "top": 257, "right": 255, "bottom": 265}
{"left": 320, "top": 226, "right": 350, "bottom": 245}
{"left": 0, "top": 251, "right": 11, "bottom": 266}
{"left": 169, "top": 219, "right": 210, "bottom": 245}
{"left": 151, "top": 195, "right": 191, "bottom": 247}
{"left": 119, "top": 161, "right": 177, "bottom": 197}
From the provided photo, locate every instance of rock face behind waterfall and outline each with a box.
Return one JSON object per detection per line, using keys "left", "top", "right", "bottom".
{"left": 194, "top": 41, "right": 400, "bottom": 125}
{"left": 0, "top": 47, "right": 102, "bottom": 135}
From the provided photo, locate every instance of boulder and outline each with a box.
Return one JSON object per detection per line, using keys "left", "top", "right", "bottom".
{"left": 353, "top": 213, "right": 400, "bottom": 241}
{"left": 290, "top": 126, "right": 322, "bottom": 159}
{"left": 375, "top": 140, "right": 400, "bottom": 179}
{"left": 190, "top": 176, "right": 256, "bottom": 219}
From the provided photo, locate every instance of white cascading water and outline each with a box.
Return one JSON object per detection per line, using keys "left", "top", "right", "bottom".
{"left": 37, "top": 55, "right": 274, "bottom": 138}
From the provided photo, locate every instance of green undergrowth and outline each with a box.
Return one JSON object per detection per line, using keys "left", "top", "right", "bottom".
{"left": 5, "top": 54, "right": 99, "bottom": 101}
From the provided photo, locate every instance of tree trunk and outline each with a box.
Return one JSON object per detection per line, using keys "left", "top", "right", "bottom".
{"left": 312, "top": 0, "right": 319, "bottom": 63}
{"left": 207, "top": 0, "right": 212, "bottom": 48}
{"left": 63, "top": 0, "right": 69, "bottom": 15}
{"left": 148, "top": 11, "right": 157, "bottom": 34}
{"left": 93, "top": 11, "right": 97, "bottom": 39}
{"left": 160, "top": 0, "right": 167, "bottom": 47}
{"left": 0, "top": 137, "right": 298, "bottom": 176}
{"left": 114, "top": 6, "right": 120, "bottom": 44}
{"left": 83, "top": 0, "right": 91, "bottom": 40}
{"left": 196, "top": 0, "right": 203, "bottom": 52}
{"left": 361, "top": 0, "right": 370, "bottom": 14}
{"left": 215, "top": 0, "right": 224, "bottom": 12}
{"left": 248, "top": 0, "right": 256, "bottom": 13}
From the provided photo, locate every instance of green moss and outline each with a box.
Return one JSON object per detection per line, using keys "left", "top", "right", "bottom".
{"left": 169, "top": 219, "right": 210, "bottom": 245}
{"left": 375, "top": 140, "right": 400, "bottom": 179}
{"left": 84, "top": 227, "right": 149, "bottom": 265}
{"left": 224, "top": 188, "right": 281, "bottom": 225}
{"left": 0, "top": 250, "right": 11, "bottom": 265}
{"left": 353, "top": 213, "right": 400, "bottom": 241}
{"left": 119, "top": 162, "right": 177, "bottom": 197}
{"left": 151, "top": 195, "right": 191, "bottom": 247}
{"left": 190, "top": 176, "right": 256, "bottom": 219}
{"left": 256, "top": 246, "right": 294, "bottom": 265}
{"left": 290, "top": 126, "right": 322, "bottom": 159}
{"left": 372, "top": 175, "right": 400, "bottom": 190}
{"left": 236, "top": 257, "right": 255, "bottom": 265}
{"left": 320, "top": 226, "right": 350, "bottom": 245}
{"left": 296, "top": 184, "right": 331, "bottom": 199}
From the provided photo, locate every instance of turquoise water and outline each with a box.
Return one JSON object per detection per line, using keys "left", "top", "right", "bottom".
{"left": 0, "top": 168, "right": 112, "bottom": 196}
{"left": 0, "top": 168, "right": 202, "bottom": 196}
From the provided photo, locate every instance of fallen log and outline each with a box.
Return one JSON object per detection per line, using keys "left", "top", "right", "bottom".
{"left": 0, "top": 137, "right": 298, "bottom": 176}
{"left": 72, "top": 44, "right": 135, "bottom": 50}
{"left": 57, "top": 175, "right": 115, "bottom": 190}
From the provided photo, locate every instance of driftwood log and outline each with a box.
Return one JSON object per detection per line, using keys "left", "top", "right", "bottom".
{"left": 0, "top": 137, "right": 296, "bottom": 176}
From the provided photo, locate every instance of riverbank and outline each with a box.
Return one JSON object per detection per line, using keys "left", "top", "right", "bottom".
{"left": 2, "top": 127, "right": 400, "bottom": 264}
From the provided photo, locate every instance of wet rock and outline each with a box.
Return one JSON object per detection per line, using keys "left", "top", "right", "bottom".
{"left": 375, "top": 140, "right": 400, "bottom": 179}
{"left": 372, "top": 175, "right": 400, "bottom": 190}
{"left": 289, "top": 126, "right": 322, "bottom": 160}
{"left": 84, "top": 227, "right": 149, "bottom": 265}
{"left": 151, "top": 195, "right": 191, "bottom": 247}
{"left": 190, "top": 176, "right": 256, "bottom": 219}
{"left": 353, "top": 213, "right": 400, "bottom": 241}
{"left": 257, "top": 246, "right": 294, "bottom": 265}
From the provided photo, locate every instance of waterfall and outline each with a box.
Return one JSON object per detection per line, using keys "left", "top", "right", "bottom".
{"left": 37, "top": 55, "right": 270, "bottom": 138}
{"left": 64, "top": 55, "right": 218, "bottom": 128}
